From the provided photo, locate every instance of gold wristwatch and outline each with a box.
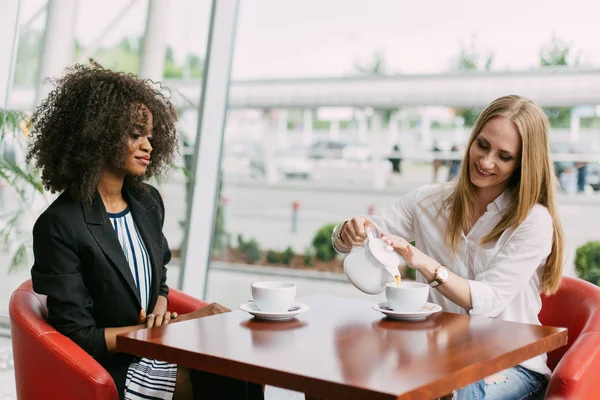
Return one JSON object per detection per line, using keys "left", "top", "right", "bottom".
{"left": 428, "top": 265, "right": 450, "bottom": 288}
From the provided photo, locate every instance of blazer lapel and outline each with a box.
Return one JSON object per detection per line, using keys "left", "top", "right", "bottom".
{"left": 125, "top": 189, "right": 161, "bottom": 307}
{"left": 83, "top": 193, "right": 141, "bottom": 306}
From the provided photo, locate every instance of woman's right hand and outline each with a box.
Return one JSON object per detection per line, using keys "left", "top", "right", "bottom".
{"left": 172, "top": 303, "right": 232, "bottom": 323}
{"left": 341, "top": 216, "right": 374, "bottom": 247}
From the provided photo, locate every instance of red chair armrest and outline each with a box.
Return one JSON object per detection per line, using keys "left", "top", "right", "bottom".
{"left": 546, "top": 332, "right": 600, "bottom": 400}
{"left": 168, "top": 287, "right": 207, "bottom": 315}
{"left": 10, "top": 296, "right": 119, "bottom": 400}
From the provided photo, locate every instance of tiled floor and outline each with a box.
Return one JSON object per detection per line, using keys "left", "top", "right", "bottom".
{"left": 0, "top": 337, "right": 15, "bottom": 400}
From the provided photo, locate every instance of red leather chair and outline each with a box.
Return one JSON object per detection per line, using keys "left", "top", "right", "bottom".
{"left": 9, "top": 279, "right": 207, "bottom": 400}
{"left": 539, "top": 276, "right": 600, "bottom": 399}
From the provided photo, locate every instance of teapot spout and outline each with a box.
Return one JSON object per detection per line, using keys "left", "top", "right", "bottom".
{"left": 382, "top": 265, "right": 400, "bottom": 283}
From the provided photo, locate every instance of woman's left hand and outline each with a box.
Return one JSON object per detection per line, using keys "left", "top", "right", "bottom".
{"left": 381, "top": 233, "right": 432, "bottom": 272}
{"left": 140, "top": 309, "right": 178, "bottom": 328}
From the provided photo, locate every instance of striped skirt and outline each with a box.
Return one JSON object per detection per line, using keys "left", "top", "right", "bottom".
{"left": 124, "top": 357, "right": 178, "bottom": 400}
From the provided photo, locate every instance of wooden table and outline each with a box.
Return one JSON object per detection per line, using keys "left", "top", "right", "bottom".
{"left": 117, "top": 295, "right": 567, "bottom": 399}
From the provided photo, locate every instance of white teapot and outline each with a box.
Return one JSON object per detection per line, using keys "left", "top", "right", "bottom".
{"left": 343, "top": 230, "right": 402, "bottom": 294}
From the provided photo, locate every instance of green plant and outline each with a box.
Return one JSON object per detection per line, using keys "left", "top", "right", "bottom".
{"left": 211, "top": 172, "right": 229, "bottom": 257}
{"left": 237, "top": 234, "right": 262, "bottom": 264}
{"left": 304, "top": 246, "right": 315, "bottom": 267}
{"left": 402, "top": 241, "right": 418, "bottom": 280}
{"left": 575, "top": 241, "right": 600, "bottom": 286}
{"left": 312, "top": 223, "right": 337, "bottom": 262}
{"left": 0, "top": 109, "right": 49, "bottom": 273}
{"left": 281, "top": 246, "right": 295, "bottom": 266}
{"left": 266, "top": 250, "right": 281, "bottom": 264}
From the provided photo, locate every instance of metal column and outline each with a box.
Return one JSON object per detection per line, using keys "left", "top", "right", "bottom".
{"left": 139, "top": 0, "right": 170, "bottom": 81}
{"left": 1, "top": 0, "right": 21, "bottom": 109}
{"left": 179, "top": 0, "right": 239, "bottom": 298}
{"left": 36, "top": 0, "right": 78, "bottom": 104}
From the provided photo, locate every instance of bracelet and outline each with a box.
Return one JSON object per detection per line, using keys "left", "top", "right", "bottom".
{"left": 331, "top": 220, "right": 350, "bottom": 252}
{"left": 335, "top": 220, "right": 347, "bottom": 244}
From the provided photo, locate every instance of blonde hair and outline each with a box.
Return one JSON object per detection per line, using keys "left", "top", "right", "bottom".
{"left": 444, "top": 95, "right": 564, "bottom": 295}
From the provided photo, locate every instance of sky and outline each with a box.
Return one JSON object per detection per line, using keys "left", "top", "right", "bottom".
{"left": 19, "top": 0, "right": 600, "bottom": 79}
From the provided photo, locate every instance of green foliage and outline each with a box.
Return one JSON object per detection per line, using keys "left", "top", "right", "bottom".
{"left": 281, "top": 246, "right": 295, "bottom": 266}
{"left": 237, "top": 234, "right": 261, "bottom": 264}
{"left": 539, "top": 35, "right": 577, "bottom": 67}
{"left": 450, "top": 37, "right": 493, "bottom": 126}
{"left": 543, "top": 108, "right": 571, "bottom": 128}
{"left": 453, "top": 108, "right": 481, "bottom": 127}
{"left": 575, "top": 241, "right": 600, "bottom": 286}
{"left": 266, "top": 250, "right": 281, "bottom": 264}
{"left": 311, "top": 223, "right": 337, "bottom": 262}
{"left": 0, "top": 109, "right": 49, "bottom": 272}
{"left": 211, "top": 174, "right": 229, "bottom": 257}
{"left": 452, "top": 37, "right": 494, "bottom": 72}
{"left": 13, "top": 30, "right": 44, "bottom": 84}
{"left": 539, "top": 34, "right": 578, "bottom": 128}
{"left": 354, "top": 50, "right": 388, "bottom": 76}
{"left": 265, "top": 246, "right": 295, "bottom": 266}
{"left": 93, "top": 46, "right": 140, "bottom": 75}
{"left": 400, "top": 241, "right": 418, "bottom": 280}
{"left": 303, "top": 246, "right": 315, "bottom": 267}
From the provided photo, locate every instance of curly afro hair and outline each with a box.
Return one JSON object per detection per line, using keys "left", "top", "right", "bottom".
{"left": 27, "top": 61, "right": 178, "bottom": 204}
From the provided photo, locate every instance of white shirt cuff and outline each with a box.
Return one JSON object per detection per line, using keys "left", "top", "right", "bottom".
{"left": 468, "top": 279, "right": 501, "bottom": 317}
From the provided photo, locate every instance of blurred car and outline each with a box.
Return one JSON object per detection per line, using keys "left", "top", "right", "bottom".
{"left": 587, "top": 163, "right": 600, "bottom": 191}
{"left": 307, "top": 140, "right": 346, "bottom": 159}
{"left": 342, "top": 144, "right": 371, "bottom": 162}
{"left": 250, "top": 147, "right": 312, "bottom": 180}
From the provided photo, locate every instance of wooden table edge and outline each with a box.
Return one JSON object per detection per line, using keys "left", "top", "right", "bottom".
{"left": 115, "top": 320, "right": 569, "bottom": 400}
{"left": 399, "top": 327, "right": 569, "bottom": 400}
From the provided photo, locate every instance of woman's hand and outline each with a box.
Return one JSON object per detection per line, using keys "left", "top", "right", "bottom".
{"left": 341, "top": 216, "right": 375, "bottom": 247}
{"left": 381, "top": 233, "right": 433, "bottom": 272}
{"left": 139, "top": 309, "right": 178, "bottom": 328}
{"left": 173, "top": 303, "right": 231, "bottom": 323}
{"left": 141, "top": 295, "right": 179, "bottom": 328}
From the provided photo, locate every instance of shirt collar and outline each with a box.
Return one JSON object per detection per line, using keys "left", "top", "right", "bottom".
{"left": 487, "top": 189, "right": 512, "bottom": 212}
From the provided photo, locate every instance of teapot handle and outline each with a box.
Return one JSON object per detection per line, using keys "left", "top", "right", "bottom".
{"left": 350, "top": 229, "right": 375, "bottom": 253}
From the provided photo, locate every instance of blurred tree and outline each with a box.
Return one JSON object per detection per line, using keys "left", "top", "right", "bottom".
{"left": 163, "top": 50, "right": 183, "bottom": 79}
{"left": 539, "top": 35, "right": 579, "bottom": 128}
{"left": 450, "top": 38, "right": 493, "bottom": 127}
{"left": 0, "top": 109, "right": 48, "bottom": 272}
{"left": 353, "top": 51, "right": 394, "bottom": 123}
{"left": 354, "top": 50, "right": 387, "bottom": 76}
{"left": 185, "top": 54, "right": 204, "bottom": 78}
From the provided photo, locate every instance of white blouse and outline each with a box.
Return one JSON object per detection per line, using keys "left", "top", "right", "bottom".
{"left": 370, "top": 183, "right": 553, "bottom": 377}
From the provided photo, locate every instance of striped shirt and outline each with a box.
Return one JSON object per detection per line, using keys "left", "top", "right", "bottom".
{"left": 108, "top": 208, "right": 177, "bottom": 400}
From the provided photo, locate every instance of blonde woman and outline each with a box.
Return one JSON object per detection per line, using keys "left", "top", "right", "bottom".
{"left": 332, "top": 95, "right": 564, "bottom": 399}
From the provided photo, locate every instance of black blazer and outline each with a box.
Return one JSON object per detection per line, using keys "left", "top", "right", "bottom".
{"left": 31, "top": 184, "right": 171, "bottom": 398}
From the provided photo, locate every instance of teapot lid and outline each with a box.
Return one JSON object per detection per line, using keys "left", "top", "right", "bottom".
{"left": 367, "top": 232, "right": 402, "bottom": 270}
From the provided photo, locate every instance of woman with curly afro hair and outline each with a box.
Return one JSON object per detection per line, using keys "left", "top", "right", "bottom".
{"left": 28, "top": 62, "right": 264, "bottom": 400}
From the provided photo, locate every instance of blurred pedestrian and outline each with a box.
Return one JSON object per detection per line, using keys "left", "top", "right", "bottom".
{"left": 389, "top": 144, "right": 403, "bottom": 174}
{"left": 432, "top": 139, "right": 443, "bottom": 183}
{"left": 576, "top": 161, "right": 588, "bottom": 193}
{"left": 447, "top": 144, "right": 461, "bottom": 181}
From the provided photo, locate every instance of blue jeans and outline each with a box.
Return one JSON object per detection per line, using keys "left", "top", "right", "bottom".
{"left": 454, "top": 366, "right": 547, "bottom": 400}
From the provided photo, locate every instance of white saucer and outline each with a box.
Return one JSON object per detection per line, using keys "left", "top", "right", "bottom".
{"left": 238, "top": 302, "right": 309, "bottom": 321}
{"left": 372, "top": 302, "right": 442, "bottom": 321}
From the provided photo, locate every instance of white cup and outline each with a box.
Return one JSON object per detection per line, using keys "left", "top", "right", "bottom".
{"left": 385, "top": 282, "right": 429, "bottom": 312}
{"left": 251, "top": 282, "right": 296, "bottom": 313}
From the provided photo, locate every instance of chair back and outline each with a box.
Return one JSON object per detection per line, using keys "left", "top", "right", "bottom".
{"left": 9, "top": 279, "right": 119, "bottom": 400}
{"left": 539, "top": 276, "right": 600, "bottom": 399}
{"left": 9, "top": 279, "right": 206, "bottom": 400}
